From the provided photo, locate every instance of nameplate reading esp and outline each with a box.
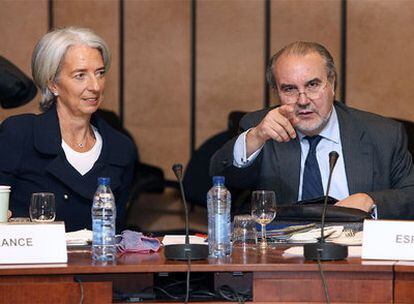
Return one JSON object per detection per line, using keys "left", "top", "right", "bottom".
{"left": 362, "top": 219, "right": 414, "bottom": 261}
{"left": 0, "top": 222, "right": 67, "bottom": 264}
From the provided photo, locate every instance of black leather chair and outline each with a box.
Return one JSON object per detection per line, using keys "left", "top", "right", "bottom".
{"left": 0, "top": 56, "right": 37, "bottom": 109}
{"left": 182, "top": 111, "right": 249, "bottom": 214}
{"left": 393, "top": 118, "right": 414, "bottom": 157}
{"left": 97, "top": 109, "right": 165, "bottom": 211}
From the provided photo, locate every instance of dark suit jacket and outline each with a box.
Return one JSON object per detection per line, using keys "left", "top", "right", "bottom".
{"left": 0, "top": 106, "right": 137, "bottom": 232}
{"left": 210, "top": 101, "right": 414, "bottom": 219}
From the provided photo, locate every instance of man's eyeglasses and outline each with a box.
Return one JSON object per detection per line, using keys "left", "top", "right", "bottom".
{"left": 279, "top": 81, "right": 329, "bottom": 101}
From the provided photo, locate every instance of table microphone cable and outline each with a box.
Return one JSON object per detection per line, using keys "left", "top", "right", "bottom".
{"left": 74, "top": 277, "right": 84, "bottom": 304}
{"left": 217, "top": 285, "right": 248, "bottom": 303}
{"left": 316, "top": 251, "right": 331, "bottom": 304}
{"left": 185, "top": 254, "right": 191, "bottom": 303}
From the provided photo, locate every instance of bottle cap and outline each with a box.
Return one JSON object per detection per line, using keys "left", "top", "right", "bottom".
{"left": 212, "top": 176, "right": 225, "bottom": 185}
{"left": 98, "top": 177, "right": 110, "bottom": 186}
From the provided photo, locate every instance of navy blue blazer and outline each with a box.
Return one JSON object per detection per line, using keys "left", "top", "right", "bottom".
{"left": 0, "top": 106, "right": 137, "bottom": 232}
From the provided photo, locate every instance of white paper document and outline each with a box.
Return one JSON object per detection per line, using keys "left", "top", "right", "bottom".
{"left": 65, "top": 229, "right": 92, "bottom": 246}
{"left": 274, "top": 225, "right": 363, "bottom": 246}
{"left": 162, "top": 235, "right": 207, "bottom": 246}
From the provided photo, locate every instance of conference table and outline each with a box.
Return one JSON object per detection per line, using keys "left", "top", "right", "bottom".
{"left": 0, "top": 244, "right": 414, "bottom": 303}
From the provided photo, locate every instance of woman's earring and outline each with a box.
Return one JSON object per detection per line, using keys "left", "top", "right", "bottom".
{"left": 53, "top": 91, "right": 59, "bottom": 97}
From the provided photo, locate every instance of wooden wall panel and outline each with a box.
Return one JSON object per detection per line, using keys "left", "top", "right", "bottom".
{"left": 53, "top": 0, "right": 120, "bottom": 115}
{"left": 124, "top": 0, "right": 191, "bottom": 179}
{"left": 0, "top": 0, "right": 48, "bottom": 120}
{"left": 2, "top": 0, "right": 414, "bottom": 182}
{"left": 196, "top": 0, "right": 264, "bottom": 147}
{"left": 270, "top": 0, "right": 342, "bottom": 104}
{"left": 347, "top": 0, "right": 414, "bottom": 121}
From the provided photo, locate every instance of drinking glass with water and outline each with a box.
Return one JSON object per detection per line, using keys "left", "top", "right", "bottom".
{"left": 29, "top": 192, "right": 56, "bottom": 223}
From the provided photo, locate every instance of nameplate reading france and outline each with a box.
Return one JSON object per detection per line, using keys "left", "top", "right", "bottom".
{"left": 362, "top": 219, "right": 414, "bottom": 261}
{"left": 0, "top": 222, "right": 67, "bottom": 264}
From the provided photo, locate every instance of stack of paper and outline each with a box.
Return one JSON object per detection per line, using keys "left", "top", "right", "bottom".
{"left": 162, "top": 235, "right": 207, "bottom": 246}
{"left": 66, "top": 229, "right": 92, "bottom": 246}
{"left": 332, "top": 230, "right": 363, "bottom": 245}
{"left": 285, "top": 226, "right": 344, "bottom": 243}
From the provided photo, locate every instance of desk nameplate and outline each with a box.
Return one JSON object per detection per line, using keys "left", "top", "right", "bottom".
{"left": 0, "top": 222, "right": 67, "bottom": 264}
{"left": 362, "top": 219, "right": 414, "bottom": 261}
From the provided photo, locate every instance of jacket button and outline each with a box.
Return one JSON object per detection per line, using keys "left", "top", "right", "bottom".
{"left": 63, "top": 194, "right": 69, "bottom": 200}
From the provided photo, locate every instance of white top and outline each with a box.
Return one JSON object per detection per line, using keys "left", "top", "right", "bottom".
{"left": 233, "top": 107, "right": 350, "bottom": 201}
{"left": 61, "top": 126, "right": 103, "bottom": 176}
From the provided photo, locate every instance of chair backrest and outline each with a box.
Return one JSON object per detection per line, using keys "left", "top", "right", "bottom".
{"left": 0, "top": 56, "right": 37, "bottom": 109}
{"left": 228, "top": 111, "right": 247, "bottom": 135}
{"left": 392, "top": 118, "right": 414, "bottom": 156}
{"left": 98, "top": 109, "right": 165, "bottom": 209}
{"left": 182, "top": 111, "right": 247, "bottom": 207}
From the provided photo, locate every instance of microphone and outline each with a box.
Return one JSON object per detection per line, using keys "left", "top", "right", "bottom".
{"left": 304, "top": 151, "right": 348, "bottom": 261}
{"left": 329, "top": 151, "right": 339, "bottom": 170}
{"left": 172, "top": 163, "right": 183, "bottom": 180}
{"left": 164, "top": 163, "right": 208, "bottom": 260}
{"left": 172, "top": 164, "right": 189, "bottom": 245}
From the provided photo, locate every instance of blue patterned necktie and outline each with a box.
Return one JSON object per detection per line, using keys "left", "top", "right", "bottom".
{"left": 302, "top": 135, "right": 324, "bottom": 200}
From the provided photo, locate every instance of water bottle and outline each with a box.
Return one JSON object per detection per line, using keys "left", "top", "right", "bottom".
{"left": 207, "top": 176, "right": 232, "bottom": 258}
{"left": 92, "top": 177, "right": 116, "bottom": 262}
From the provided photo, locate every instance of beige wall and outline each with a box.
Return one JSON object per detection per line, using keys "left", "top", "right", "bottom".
{"left": 270, "top": 0, "right": 342, "bottom": 104}
{"left": 0, "top": 0, "right": 48, "bottom": 120}
{"left": 53, "top": 0, "right": 120, "bottom": 114}
{"left": 347, "top": 0, "right": 414, "bottom": 121}
{"left": 196, "top": 0, "right": 264, "bottom": 146}
{"left": 1, "top": 0, "right": 414, "bottom": 178}
{"left": 124, "top": 0, "right": 191, "bottom": 174}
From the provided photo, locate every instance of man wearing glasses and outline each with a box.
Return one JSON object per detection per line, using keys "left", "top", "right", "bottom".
{"left": 210, "top": 41, "right": 414, "bottom": 219}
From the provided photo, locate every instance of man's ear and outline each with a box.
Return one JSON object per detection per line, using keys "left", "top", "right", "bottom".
{"left": 330, "top": 74, "right": 336, "bottom": 91}
{"left": 273, "top": 87, "right": 281, "bottom": 102}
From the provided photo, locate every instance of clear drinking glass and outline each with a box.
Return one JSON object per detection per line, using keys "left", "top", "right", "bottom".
{"left": 232, "top": 214, "right": 257, "bottom": 247}
{"left": 251, "top": 190, "right": 276, "bottom": 249}
{"left": 29, "top": 192, "right": 56, "bottom": 223}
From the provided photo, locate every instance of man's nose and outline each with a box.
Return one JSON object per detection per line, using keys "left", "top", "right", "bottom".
{"left": 297, "top": 91, "right": 311, "bottom": 105}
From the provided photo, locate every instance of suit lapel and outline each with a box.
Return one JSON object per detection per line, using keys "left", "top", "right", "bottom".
{"left": 45, "top": 153, "right": 98, "bottom": 198}
{"left": 272, "top": 137, "right": 301, "bottom": 203}
{"left": 336, "top": 102, "right": 374, "bottom": 194}
{"left": 33, "top": 107, "right": 123, "bottom": 199}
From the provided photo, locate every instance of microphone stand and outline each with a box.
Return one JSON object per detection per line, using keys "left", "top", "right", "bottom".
{"left": 164, "top": 164, "right": 208, "bottom": 260}
{"left": 304, "top": 152, "right": 348, "bottom": 261}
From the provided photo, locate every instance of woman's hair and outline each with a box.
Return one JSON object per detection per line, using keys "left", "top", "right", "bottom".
{"left": 31, "top": 26, "right": 111, "bottom": 111}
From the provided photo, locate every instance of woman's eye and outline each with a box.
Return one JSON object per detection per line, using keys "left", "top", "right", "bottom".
{"left": 96, "top": 70, "right": 106, "bottom": 78}
{"left": 74, "top": 73, "right": 85, "bottom": 80}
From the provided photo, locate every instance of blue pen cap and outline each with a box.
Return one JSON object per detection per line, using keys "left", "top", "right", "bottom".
{"left": 98, "top": 177, "right": 110, "bottom": 186}
{"left": 212, "top": 176, "right": 225, "bottom": 186}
